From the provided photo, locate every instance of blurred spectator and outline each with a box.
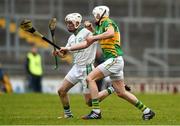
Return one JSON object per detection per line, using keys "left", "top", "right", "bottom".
{"left": 25, "top": 46, "right": 43, "bottom": 92}
{"left": 0, "top": 63, "right": 13, "bottom": 93}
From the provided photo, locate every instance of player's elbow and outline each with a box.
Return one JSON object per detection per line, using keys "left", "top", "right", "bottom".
{"left": 82, "top": 41, "right": 90, "bottom": 49}
{"left": 107, "top": 30, "right": 114, "bottom": 38}
{"left": 105, "top": 28, "right": 115, "bottom": 38}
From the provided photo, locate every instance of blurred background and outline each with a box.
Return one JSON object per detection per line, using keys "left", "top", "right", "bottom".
{"left": 0, "top": 0, "right": 180, "bottom": 94}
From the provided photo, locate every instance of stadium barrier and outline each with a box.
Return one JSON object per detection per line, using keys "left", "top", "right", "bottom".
{"left": 8, "top": 77, "right": 180, "bottom": 94}
{"left": 9, "top": 76, "right": 81, "bottom": 94}
{"left": 125, "top": 78, "right": 180, "bottom": 94}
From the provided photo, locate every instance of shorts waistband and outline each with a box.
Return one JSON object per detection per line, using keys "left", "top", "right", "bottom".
{"left": 74, "top": 63, "right": 93, "bottom": 67}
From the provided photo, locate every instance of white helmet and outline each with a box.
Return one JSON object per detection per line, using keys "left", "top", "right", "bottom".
{"left": 65, "top": 13, "right": 82, "bottom": 29}
{"left": 92, "top": 5, "right": 110, "bottom": 19}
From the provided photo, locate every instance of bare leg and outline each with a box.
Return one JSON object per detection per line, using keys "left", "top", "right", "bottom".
{"left": 83, "top": 93, "right": 91, "bottom": 106}
{"left": 84, "top": 89, "right": 111, "bottom": 106}
{"left": 81, "top": 68, "right": 108, "bottom": 119}
{"left": 57, "top": 79, "right": 74, "bottom": 118}
{"left": 86, "top": 68, "right": 105, "bottom": 100}
{"left": 112, "top": 80, "right": 137, "bottom": 105}
{"left": 112, "top": 80, "right": 155, "bottom": 120}
{"left": 98, "top": 89, "right": 110, "bottom": 102}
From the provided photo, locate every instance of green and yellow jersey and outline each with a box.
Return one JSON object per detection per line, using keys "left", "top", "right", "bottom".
{"left": 94, "top": 17, "right": 123, "bottom": 59}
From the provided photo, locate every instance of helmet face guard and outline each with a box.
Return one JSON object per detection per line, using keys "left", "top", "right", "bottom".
{"left": 92, "top": 6, "right": 110, "bottom": 25}
{"left": 65, "top": 13, "right": 82, "bottom": 29}
{"left": 95, "top": 10, "right": 107, "bottom": 26}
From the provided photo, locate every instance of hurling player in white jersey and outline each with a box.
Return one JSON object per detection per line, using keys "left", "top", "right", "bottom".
{"left": 52, "top": 13, "right": 114, "bottom": 118}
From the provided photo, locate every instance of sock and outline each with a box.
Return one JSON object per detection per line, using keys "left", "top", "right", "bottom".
{"left": 92, "top": 99, "right": 100, "bottom": 113}
{"left": 107, "top": 86, "right": 114, "bottom": 94}
{"left": 88, "top": 99, "right": 92, "bottom": 107}
{"left": 143, "top": 108, "right": 150, "bottom": 114}
{"left": 63, "top": 105, "right": 73, "bottom": 116}
{"left": 135, "top": 100, "right": 147, "bottom": 112}
{"left": 93, "top": 109, "right": 101, "bottom": 114}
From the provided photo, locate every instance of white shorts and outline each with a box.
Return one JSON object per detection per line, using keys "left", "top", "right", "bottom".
{"left": 65, "top": 64, "right": 94, "bottom": 94}
{"left": 97, "top": 56, "right": 124, "bottom": 81}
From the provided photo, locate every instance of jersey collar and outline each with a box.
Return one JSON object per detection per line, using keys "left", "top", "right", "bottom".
{"left": 99, "top": 16, "right": 109, "bottom": 25}
{"left": 74, "top": 25, "right": 83, "bottom": 36}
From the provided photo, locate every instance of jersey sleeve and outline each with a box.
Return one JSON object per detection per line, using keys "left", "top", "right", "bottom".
{"left": 104, "top": 20, "right": 113, "bottom": 31}
{"left": 83, "top": 28, "right": 92, "bottom": 37}
{"left": 65, "top": 35, "right": 73, "bottom": 47}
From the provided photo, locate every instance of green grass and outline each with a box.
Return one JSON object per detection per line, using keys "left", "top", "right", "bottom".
{"left": 0, "top": 93, "right": 180, "bottom": 125}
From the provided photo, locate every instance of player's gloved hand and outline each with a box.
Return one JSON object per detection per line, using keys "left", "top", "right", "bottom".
{"left": 84, "top": 21, "right": 94, "bottom": 32}
{"left": 52, "top": 50, "right": 66, "bottom": 57}
{"left": 84, "top": 20, "right": 92, "bottom": 27}
{"left": 59, "top": 47, "right": 69, "bottom": 55}
{"left": 52, "top": 50, "right": 59, "bottom": 56}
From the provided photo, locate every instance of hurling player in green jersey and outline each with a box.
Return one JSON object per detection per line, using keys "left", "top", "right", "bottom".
{"left": 59, "top": 5, "right": 155, "bottom": 120}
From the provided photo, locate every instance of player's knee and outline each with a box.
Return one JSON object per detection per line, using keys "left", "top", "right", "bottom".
{"left": 57, "top": 89, "right": 61, "bottom": 96}
{"left": 57, "top": 87, "right": 67, "bottom": 97}
{"left": 86, "top": 76, "right": 93, "bottom": 83}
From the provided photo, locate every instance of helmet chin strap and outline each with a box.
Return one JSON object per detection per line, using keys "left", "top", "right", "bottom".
{"left": 95, "top": 10, "right": 107, "bottom": 26}
{"left": 72, "top": 20, "right": 80, "bottom": 29}
{"left": 75, "top": 24, "right": 80, "bottom": 29}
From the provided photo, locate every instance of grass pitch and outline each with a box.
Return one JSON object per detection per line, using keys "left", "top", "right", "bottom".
{"left": 0, "top": 93, "right": 180, "bottom": 125}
